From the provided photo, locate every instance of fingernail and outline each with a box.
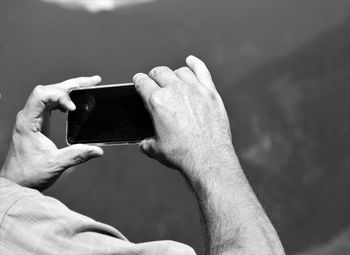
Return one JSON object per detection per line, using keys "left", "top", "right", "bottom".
{"left": 133, "top": 73, "right": 146, "bottom": 81}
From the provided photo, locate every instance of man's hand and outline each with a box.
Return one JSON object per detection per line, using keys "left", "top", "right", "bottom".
{"left": 0, "top": 76, "right": 104, "bottom": 191}
{"left": 133, "top": 56, "right": 235, "bottom": 177}
{"left": 133, "top": 56, "right": 285, "bottom": 255}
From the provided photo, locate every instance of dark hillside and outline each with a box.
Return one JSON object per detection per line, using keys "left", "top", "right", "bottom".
{"left": 224, "top": 19, "right": 350, "bottom": 253}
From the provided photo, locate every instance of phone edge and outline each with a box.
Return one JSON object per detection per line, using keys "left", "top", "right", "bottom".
{"left": 65, "top": 82, "right": 143, "bottom": 147}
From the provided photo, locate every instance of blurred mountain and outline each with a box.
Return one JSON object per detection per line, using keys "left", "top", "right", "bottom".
{"left": 297, "top": 227, "right": 350, "bottom": 255}
{"left": 224, "top": 19, "right": 350, "bottom": 253}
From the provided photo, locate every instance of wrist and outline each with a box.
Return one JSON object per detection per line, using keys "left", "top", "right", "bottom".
{"left": 0, "top": 165, "right": 17, "bottom": 183}
{"left": 0, "top": 159, "right": 26, "bottom": 187}
{"left": 180, "top": 142, "right": 243, "bottom": 183}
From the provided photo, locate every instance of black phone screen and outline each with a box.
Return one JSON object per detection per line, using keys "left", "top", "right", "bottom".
{"left": 67, "top": 85, "right": 154, "bottom": 145}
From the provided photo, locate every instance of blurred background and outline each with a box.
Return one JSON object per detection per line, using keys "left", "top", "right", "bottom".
{"left": 1, "top": 0, "right": 350, "bottom": 254}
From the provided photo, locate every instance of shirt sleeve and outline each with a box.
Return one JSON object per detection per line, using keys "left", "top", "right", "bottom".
{"left": 0, "top": 194, "right": 196, "bottom": 255}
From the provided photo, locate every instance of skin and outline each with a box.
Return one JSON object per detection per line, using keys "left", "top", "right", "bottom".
{"left": 0, "top": 75, "right": 195, "bottom": 255}
{"left": 0, "top": 56, "right": 285, "bottom": 254}
{"left": 133, "top": 56, "right": 286, "bottom": 255}
{"left": 0, "top": 76, "right": 104, "bottom": 191}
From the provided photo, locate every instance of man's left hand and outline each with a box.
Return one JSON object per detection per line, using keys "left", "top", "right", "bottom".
{"left": 0, "top": 76, "right": 104, "bottom": 191}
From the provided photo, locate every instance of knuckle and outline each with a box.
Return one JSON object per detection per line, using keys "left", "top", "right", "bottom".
{"left": 73, "top": 77, "right": 86, "bottom": 83}
{"left": 15, "top": 110, "right": 23, "bottom": 122}
{"left": 58, "top": 77, "right": 82, "bottom": 89}
{"left": 14, "top": 111, "right": 25, "bottom": 132}
{"left": 134, "top": 74, "right": 149, "bottom": 87}
{"left": 198, "top": 86, "right": 217, "bottom": 100}
{"left": 171, "top": 80, "right": 185, "bottom": 90}
{"left": 32, "top": 85, "right": 46, "bottom": 97}
{"left": 207, "top": 91, "right": 219, "bottom": 103}
{"left": 148, "top": 90, "right": 163, "bottom": 108}
{"left": 196, "top": 84, "right": 208, "bottom": 95}
{"left": 176, "top": 66, "right": 191, "bottom": 75}
{"left": 208, "top": 89, "right": 219, "bottom": 101}
{"left": 150, "top": 66, "right": 170, "bottom": 78}
{"left": 72, "top": 153, "right": 88, "bottom": 164}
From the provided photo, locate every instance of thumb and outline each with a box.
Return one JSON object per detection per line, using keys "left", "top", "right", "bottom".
{"left": 55, "top": 144, "right": 104, "bottom": 169}
{"left": 139, "top": 137, "right": 157, "bottom": 159}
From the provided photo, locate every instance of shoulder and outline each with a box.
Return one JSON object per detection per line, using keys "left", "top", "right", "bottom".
{"left": 0, "top": 178, "right": 129, "bottom": 254}
{"left": 0, "top": 177, "right": 126, "bottom": 240}
{"left": 0, "top": 177, "right": 41, "bottom": 222}
{"left": 0, "top": 178, "right": 196, "bottom": 255}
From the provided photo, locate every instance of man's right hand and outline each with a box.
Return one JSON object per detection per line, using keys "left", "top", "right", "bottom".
{"left": 133, "top": 55, "right": 236, "bottom": 178}
{"left": 134, "top": 56, "right": 285, "bottom": 255}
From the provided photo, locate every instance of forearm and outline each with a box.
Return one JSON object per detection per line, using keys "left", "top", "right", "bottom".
{"left": 184, "top": 146, "right": 285, "bottom": 255}
{"left": 132, "top": 56, "right": 285, "bottom": 254}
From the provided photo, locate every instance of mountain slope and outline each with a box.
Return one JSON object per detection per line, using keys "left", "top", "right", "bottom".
{"left": 224, "top": 19, "right": 350, "bottom": 253}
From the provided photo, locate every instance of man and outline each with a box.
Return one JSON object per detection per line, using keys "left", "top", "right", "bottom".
{"left": 0, "top": 56, "right": 285, "bottom": 254}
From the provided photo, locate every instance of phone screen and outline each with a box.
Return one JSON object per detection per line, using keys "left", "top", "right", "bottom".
{"left": 67, "top": 84, "right": 154, "bottom": 145}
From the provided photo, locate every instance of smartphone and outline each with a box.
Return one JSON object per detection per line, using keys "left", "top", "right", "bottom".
{"left": 66, "top": 83, "right": 154, "bottom": 146}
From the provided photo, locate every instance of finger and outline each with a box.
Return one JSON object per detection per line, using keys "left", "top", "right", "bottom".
{"left": 139, "top": 137, "right": 157, "bottom": 159}
{"left": 133, "top": 73, "right": 159, "bottom": 107}
{"left": 186, "top": 55, "right": 215, "bottom": 90}
{"left": 149, "top": 66, "right": 182, "bottom": 88}
{"left": 174, "top": 67, "right": 199, "bottom": 85}
{"left": 136, "top": 241, "right": 196, "bottom": 255}
{"left": 54, "top": 75, "right": 102, "bottom": 91}
{"left": 55, "top": 144, "right": 104, "bottom": 169}
{"left": 23, "top": 86, "right": 76, "bottom": 119}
